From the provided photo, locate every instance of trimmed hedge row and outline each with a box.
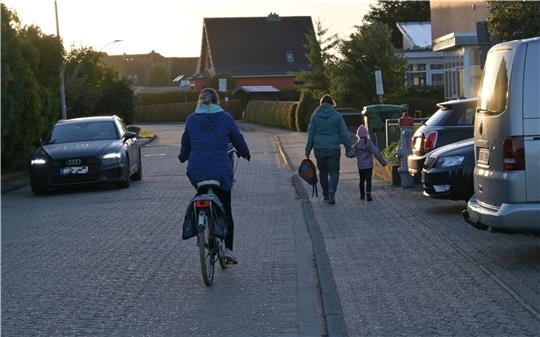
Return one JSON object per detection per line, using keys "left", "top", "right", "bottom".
{"left": 224, "top": 99, "right": 242, "bottom": 120}
{"left": 134, "top": 99, "right": 242, "bottom": 123}
{"left": 244, "top": 100, "right": 298, "bottom": 130}
{"left": 134, "top": 102, "right": 197, "bottom": 123}
{"left": 136, "top": 91, "right": 235, "bottom": 106}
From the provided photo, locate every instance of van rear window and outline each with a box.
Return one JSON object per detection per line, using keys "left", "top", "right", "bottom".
{"left": 478, "top": 49, "right": 513, "bottom": 115}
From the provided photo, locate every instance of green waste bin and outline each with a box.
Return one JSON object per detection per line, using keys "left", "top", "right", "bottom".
{"left": 361, "top": 104, "right": 407, "bottom": 150}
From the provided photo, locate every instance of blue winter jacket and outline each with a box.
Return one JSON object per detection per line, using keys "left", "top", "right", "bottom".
{"left": 178, "top": 110, "right": 249, "bottom": 191}
{"left": 305, "top": 103, "right": 352, "bottom": 156}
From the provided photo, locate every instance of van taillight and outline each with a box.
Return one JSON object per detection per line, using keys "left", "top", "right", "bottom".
{"left": 503, "top": 137, "right": 525, "bottom": 170}
{"left": 423, "top": 131, "right": 438, "bottom": 152}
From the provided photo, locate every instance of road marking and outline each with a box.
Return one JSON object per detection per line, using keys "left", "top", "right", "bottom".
{"left": 144, "top": 153, "right": 167, "bottom": 157}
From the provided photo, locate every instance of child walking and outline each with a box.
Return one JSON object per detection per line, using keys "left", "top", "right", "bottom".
{"left": 347, "top": 125, "right": 387, "bottom": 201}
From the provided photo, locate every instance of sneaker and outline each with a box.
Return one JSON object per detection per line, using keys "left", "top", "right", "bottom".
{"left": 223, "top": 248, "right": 238, "bottom": 264}
{"left": 323, "top": 194, "right": 329, "bottom": 201}
{"left": 367, "top": 194, "right": 373, "bottom": 202}
{"left": 360, "top": 194, "right": 365, "bottom": 200}
{"left": 328, "top": 192, "right": 336, "bottom": 205}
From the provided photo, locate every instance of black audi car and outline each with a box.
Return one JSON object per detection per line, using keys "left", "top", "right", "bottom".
{"left": 408, "top": 98, "right": 476, "bottom": 177}
{"left": 29, "top": 116, "right": 142, "bottom": 195}
{"left": 421, "top": 138, "right": 474, "bottom": 201}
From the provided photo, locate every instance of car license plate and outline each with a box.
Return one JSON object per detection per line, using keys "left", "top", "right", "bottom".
{"left": 60, "top": 166, "right": 89, "bottom": 176}
{"left": 478, "top": 148, "right": 489, "bottom": 165}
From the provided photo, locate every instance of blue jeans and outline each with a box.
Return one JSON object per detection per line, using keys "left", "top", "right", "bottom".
{"left": 314, "top": 148, "right": 341, "bottom": 196}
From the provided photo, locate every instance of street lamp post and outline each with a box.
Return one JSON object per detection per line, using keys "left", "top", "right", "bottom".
{"left": 55, "top": 0, "right": 67, "bottom": 120}
{"left": 99, "top": 39, "right": 124, "bottom": 52}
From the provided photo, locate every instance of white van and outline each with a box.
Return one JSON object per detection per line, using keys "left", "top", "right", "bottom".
{"left": 464, "top": 37, "right": 540, "bottom": 233}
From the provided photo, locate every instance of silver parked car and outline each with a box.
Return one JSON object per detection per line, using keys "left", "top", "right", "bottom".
{"left": 464, "top": 37, "right": 540, "bottom": 234}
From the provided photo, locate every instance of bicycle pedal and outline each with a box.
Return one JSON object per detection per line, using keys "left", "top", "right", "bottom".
{"left": 224, "top": 258, "right": 238, "bottom": 265}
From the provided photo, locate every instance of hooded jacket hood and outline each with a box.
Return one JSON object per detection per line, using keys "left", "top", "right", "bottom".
{"left": 313, "top": 103, "right": 336, "bottom": 119}
{"left": 195, "top": 103, "right": 223, "bottom": 114}
{"left": 192, "top": 111, "right": 225, "bottom": 132}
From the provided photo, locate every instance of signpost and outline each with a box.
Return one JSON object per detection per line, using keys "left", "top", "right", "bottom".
{"left": 375, "top": 70, "right": 384, "bottom": 104}
{"left": 218, "top": 78, "right": 227, "bottom": 92}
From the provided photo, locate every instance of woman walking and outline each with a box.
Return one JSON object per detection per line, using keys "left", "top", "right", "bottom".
{"left": 305, "top": 94, "right": 352, "bottom": 205}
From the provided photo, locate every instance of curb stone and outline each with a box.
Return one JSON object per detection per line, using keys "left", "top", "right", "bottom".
{"left": 274, "top": 135, "right": 348, "bottom": 337}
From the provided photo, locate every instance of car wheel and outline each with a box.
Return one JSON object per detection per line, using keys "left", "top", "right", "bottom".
{"left": 131, "top": 150, "right": 142, "bottom": 181}
{"left": 30, "top": 182, "right": 46, "bottom": 196}
{"left": 118, "top": 157, "right": 130, "bottom": 188}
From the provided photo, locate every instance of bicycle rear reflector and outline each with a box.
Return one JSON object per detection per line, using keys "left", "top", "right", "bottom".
{"left": 195, "top": 200, "right": 210, "bottom": 208}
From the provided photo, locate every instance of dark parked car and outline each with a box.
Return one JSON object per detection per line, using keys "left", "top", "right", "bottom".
{"left": 422, "top": 138, "right": 474, "bottom": 201}
{"left": 29, "top": 116, "right": 142, "bottom": 195}
{"left": 408, "top": 98, "right": 477, "bottom": 177}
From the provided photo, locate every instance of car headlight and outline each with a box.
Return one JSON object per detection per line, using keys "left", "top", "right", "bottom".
{"left": 31, "top": 158, "right": 47, "bottom": 165}
{"left": 435, "top": 156, "right": 464, "bottom": 168}
{"left": 101, "top": 152, "right": 122, "bottom": 160}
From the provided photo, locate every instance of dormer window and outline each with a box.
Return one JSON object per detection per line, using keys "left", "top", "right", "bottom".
{"left": 286, "top": 51, "right": 294, "bottom": 64}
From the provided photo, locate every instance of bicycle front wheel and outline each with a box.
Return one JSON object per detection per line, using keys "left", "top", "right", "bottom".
{"left": 197, "top": 212, "right": 215, "bottom": 286}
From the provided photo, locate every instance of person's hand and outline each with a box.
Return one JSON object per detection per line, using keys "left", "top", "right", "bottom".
{"left": 305, "top": 154, "right": 309, "bottom": 159}
{"left": 245, "top": 154, "right": 251, "bottom": 161}
{"left": 383, "top": 163, "right": 388, "bottom": 167}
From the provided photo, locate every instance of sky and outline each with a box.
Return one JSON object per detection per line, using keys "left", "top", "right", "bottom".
{"left": 3, "top": 0, "right": 377, "bottom": 57}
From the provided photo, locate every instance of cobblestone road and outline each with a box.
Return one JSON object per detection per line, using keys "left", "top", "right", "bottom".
{"left": 3, "top": 122, "right": 540, "bottom": 337}
{"left": 1, "top": 125, "right": 323, "bottom": 337}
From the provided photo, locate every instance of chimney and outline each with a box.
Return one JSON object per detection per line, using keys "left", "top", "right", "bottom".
{"left": 267, "top": 12, "right": 281, "bottom": 22}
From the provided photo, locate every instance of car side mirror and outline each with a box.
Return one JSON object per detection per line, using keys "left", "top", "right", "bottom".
{"left": 123, "top": 131, "right": 137, "bottom": 141}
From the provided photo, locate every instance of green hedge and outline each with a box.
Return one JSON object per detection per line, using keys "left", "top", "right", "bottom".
{"left": 295, "top": 89, "right": 328, "bottom": 131}
{"left": 135, "top": 100, "right": 242, "bottom": 123}
{"left": 244, "top": 100, "right": 298, "bottom": 129}
{"left": 224, "top": 99, "right": 242, "bottom": 120}
{"left": 136, "top": 91, "right": 236, "bottom": 106}
{"left": 134, "top": 102, "right": 197, "bottom": 123}
{"left": 136, "top": 92, "right": 200, "bottom": 105}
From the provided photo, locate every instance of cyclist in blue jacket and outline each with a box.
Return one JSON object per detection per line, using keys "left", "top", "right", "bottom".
{"left": 179, "top": 88, "right": 250, "bottom": 264}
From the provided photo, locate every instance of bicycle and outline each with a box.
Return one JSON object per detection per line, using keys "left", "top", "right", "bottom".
{"left": 194, "top": 180, "right": 228, "bottom": 286}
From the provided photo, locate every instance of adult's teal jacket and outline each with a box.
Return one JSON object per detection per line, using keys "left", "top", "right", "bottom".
{"left": 178, "top": 107, "right": 249, "bottom": 191}
{"left": 305, "top": 103, "right": 351, "bottom": 156}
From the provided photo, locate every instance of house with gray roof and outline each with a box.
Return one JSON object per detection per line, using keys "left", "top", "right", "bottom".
{"left": 190, "top": 13, "right": 315, "bottom": 91}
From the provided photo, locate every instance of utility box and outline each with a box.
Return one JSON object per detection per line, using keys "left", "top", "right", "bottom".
{"left": 361, "top": 104, "right": 407, "bottom": 149}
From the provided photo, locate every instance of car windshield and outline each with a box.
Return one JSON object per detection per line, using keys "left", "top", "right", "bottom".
{"left": 47, "top": 121, "right": 119, "bottom": 144}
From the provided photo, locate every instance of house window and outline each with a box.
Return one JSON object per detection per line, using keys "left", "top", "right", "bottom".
{"left": 406, "top": 73, "right": 427, "bottom": 87}
{"left": 286, "top": 51, "right": 294, "bottom": 63}
{"left": 431, "top": 73, "right": 444, "bottom": 86}
{"left": 408, "top": 63, "right": 426, "bottom": 71}
{"left": 431, "top": 64, "right": 444, "bottom": 70}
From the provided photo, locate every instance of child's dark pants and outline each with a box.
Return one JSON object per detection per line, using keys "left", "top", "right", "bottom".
{"left": 358, "top": 168, "right": 373, "bottom": 197}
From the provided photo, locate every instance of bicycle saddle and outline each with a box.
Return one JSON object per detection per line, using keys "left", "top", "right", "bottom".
{"left": 197, "top": 180, "right": 221, "bottom": 189}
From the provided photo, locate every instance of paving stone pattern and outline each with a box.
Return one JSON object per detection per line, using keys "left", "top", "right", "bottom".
{"left": 278, "top": 130, "right": 540, "bottom": 337}
{"left": 1, "top": 125, "right": 323, "bottom": 337}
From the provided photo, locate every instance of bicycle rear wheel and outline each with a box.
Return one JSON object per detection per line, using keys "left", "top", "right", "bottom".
{"left": 197, "top": 211, "right": 215, "bottom": 286}
{"left": 218, "top": 239, "right": 227, "bottom": 270}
